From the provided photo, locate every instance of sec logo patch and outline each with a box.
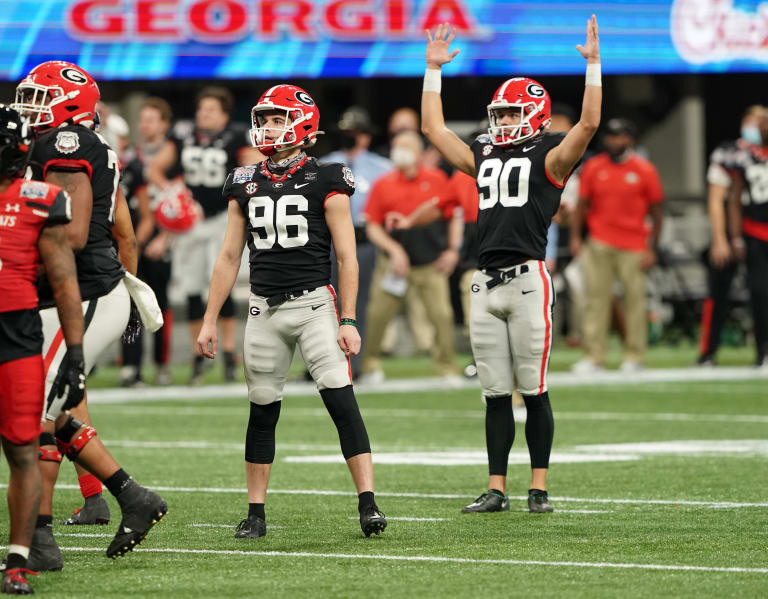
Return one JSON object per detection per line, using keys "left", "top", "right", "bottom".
{"left": 245, "top": 182, "right": 259, "bottom": 195}
{"left": 482, "top": 145, "right": 493, "bottom": 156}
{"left": 471, "top": 283, "right": 481, "bottom": 293}
{"left": 249, "top": 306, "right": 261, "bottom": 317}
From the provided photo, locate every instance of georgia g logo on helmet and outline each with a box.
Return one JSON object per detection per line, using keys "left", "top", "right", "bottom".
{"left": 526, "top": 83, "right": 545, "bottom": 98}
{"left": 294, "top": 91, "right": 315, "bottom": 106}
{"left": 60, "top": 67, "right": 88, "bottom": 85}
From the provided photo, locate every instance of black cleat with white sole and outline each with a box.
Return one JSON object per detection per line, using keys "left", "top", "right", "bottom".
{"left": 461, "top": 491, "right": 510, "bottom": 513}
{"left": 1, "top": 568, "right": 36, "bottom": 595}
{"left": 106, "top": 481, "right": 167, "bottom": 559}
{"left": 26, "top": 525, "right": 62, "bottom": 572}
{"left": 61, "top": 494, "right": 110, "bottom": 526}
{"left": 528, "top": 490, "right": 554, "bottom": 513}
{"left": 234, "top": 516, "right": 267, "bottom": 539}
{"left": 359, "top": 504, "right": 387, "bottom": 537}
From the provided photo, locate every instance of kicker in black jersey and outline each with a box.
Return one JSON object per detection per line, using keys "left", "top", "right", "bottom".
{"left": 29, "top": 125, "right": 125, "bottom": 306}
{"left": 732, "top": 144, "right": 768, "bottom": 224}
{"left": 173, "top": 123, "right": 250, "bottom": 218}
{"left": 471, "top": 132, "right": 570, "bottom": 269}
{"left": 223, "top": 158, "right": 355, "bottom": 297}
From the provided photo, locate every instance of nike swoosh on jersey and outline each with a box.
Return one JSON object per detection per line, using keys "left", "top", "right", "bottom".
{"left": 522, "top": 146, "right": 535, "bottom": 152}
{"left": 295, "top": 182, "right": 310, "bottom": 189}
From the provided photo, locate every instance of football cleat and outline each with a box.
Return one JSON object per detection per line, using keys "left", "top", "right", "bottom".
{"left": 1, "top": 568, "right": 36, "bottom": 595}
{"left": 106, "top": 481, "right": 167, "bottom": 559}
{"left": 61, "top": 494, "right": 110, "bottom": 526}
{"left": 359, "top": 504, "right": 387, "bottom": 537}
{"left": 26, "top": 526, "right": 62, "bottom": 572}
{"left": 461, "top": 491, "right": 510, "bottom": 513}
{"left": 234, "top": 516, "right": 267, "bottom": 539}
{"left": 528, "top": 490, "right": 555, "bottom": 513}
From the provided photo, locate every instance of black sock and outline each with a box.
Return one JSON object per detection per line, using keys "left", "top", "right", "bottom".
{"left": 489, "top": 488, "right": 505, "bottom": 497}
{"left": 485, "top": 395, "right": 515, "bottom": 476}
{"left": 36, "top": 515, "right": 52, "bottom": 529}
{"left": 224, "top": 351, "right": 236, "bottom": 367}
{"left": 103, "top": 468, "right": 132, "bottom": 497}
{"left": 523, "top": 392, "right": 554, "bottom": 469}
{"left": 5, "top": 553, "right": 26, "bottom": 570}
{"left": 248, "top": 503, "right": 265, "bottom": 520}
{"left": 529, "top": 488, "right": 547, "bottom": 496}
{"left": 358, "top": 491, "right": 375, "bottom": 511}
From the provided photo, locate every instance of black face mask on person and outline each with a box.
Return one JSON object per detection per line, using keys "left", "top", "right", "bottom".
{"left": 338, "top": 132, "right": 357, "bottom": 150}
{"left": 603, "top": 136, "right": 633, "bottom": 162}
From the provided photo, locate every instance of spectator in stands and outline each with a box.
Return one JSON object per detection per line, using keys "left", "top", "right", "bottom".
{"left": 570, "top": 118, "right": 664, "bottom": 373}
{"left": 321, "top": 107, "right": 392, "bottom": 377}
{"left": 360, "top": 131, "right": 461, "bottom": 383}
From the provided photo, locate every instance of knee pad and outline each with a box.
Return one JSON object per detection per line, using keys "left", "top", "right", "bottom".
{"left": 220, "top": 295, "right": 235, "bottom": 318}
{"left": 38, "top": 432, "right": 62, "bottom": 463}
{"left": 313, "top": 364, "right": 352, "bottom": 391}
{"left": 517, "top": 364, "right": 545, "bottom": 396}
{"left": 188, "top": 295, "right": 205, "bottom": 321}
{"left": 54, "top": 417, "right": 97, "bottom": 462}
{"left": 245, "top": 401, "right": 282, "bottom": 464}
{"left": 320, "top": 386, "right": 371, "bottom": 459}
{"left": 247, "top": 383, "right": 282, "bottom": 406}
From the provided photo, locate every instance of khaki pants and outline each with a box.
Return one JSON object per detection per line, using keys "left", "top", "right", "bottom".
{"left": 583, "top": 238, "right": 647, "bottom": 365}
{"left": 362, "top": 255, "right": 457, "bottom": 376}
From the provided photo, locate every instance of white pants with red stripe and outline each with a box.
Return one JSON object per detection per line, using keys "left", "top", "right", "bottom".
{"left": 41, "top": 279, "right": 131, "bottom": 420}
{"left": 469, "top": 261, "right": 554, "bottom": 398}
{"left": 244, "top": 285, "right": 351, "bottom": 405}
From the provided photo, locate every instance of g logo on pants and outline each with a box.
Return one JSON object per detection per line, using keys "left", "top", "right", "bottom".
{"left": 249, "top": 306, "right": 261, "bottom": 317}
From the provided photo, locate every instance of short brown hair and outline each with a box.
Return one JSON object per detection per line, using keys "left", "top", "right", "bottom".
{"left": 197, "top": 86, "right": 234, "bottom": 115}
{"left": 141, "top": 96, "right": 172, "bottom": 122}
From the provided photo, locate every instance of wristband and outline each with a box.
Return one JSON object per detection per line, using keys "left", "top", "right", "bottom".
{"left": 731, "top": 237, "right": 746, "bottom": 249}
{"left": 340, "top": 318, "right": 357, "bottom": 327}
{"left": 423, "top": 68, "right": 442, "bottom": 93}
{"left": 585, "top": 63, "right": 601, "bottom": 87}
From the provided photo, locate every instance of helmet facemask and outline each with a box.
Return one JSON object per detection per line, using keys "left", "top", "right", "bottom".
{"left": 487, "top": 102, "right": 549, "bottom": 146}
{"left": 250, "top": 106, "right": 316, "bottom": 156}
{"left": 12, "top": 82, "right": 79, "bottom": 129}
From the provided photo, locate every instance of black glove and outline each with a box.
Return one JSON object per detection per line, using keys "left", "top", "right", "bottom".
{"left": 122, "top": 300, "right": 143, "bottom": 344}
{"left": 52, "top": 344, "right": 86, "bottom": 411}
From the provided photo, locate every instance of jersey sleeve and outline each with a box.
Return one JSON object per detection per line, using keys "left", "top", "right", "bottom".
{"left": 31, "top": 127, "right": 105, "bottom": 180}
{"left": 642, "top": 161, "right": 664, "bottom": 204}
{"left": 320, "top": 162, "right": 356, "bottom": 199}
{"left": 45, "top": 190, "right": 73, "bottom": 226}
{"left": 221, "top": 170, "right": 248, "bottom": 215}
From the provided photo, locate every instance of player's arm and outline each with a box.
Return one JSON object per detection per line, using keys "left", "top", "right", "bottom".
{"left": 545, "top": 15, "right": 602, "bottom": 184}
{"left": 385, "top": 199, "right": 442, "bottom": 231}
{"left": 111, "top": 189, "right": 139, "bottom": 275}
{"left": 569, "top": 194, "right": 589, "bottom": 257}
{"left": 146, "top": 140, "right": 177, "bottom": 189}
{"left": 707, "top": 164, "right": 736, "bottom": 267}
{"left": 197, "top": 200, "right": 247, "bottom": 358}
{"left": 421, "top": 24, "right": 475, "bottom": 177}
{"left": 44, "top": 171, "right": 92, "bottom": 250}
{"left": 134, "top": 186, "right": 155, "bottom": 248}
{"left": 326, "top": 193, "right": 362, "bottom": 357}
{"left": 434, "top": 211, "right": 462, "bottom": 275}
{"left": 726, "top": 174, "right": 746, "bottom": 261}
{"left": 366, "top": 221, "right": 410, "bottom": 277}
{"left": 38, "top": 222, "right": 86, "bottom": 410}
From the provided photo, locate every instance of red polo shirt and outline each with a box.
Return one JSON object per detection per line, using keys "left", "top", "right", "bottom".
{"left": 579, "top": 152, "right": 664, "bottom": 251}
{"left": 364, "top": 166, "right": 454, "bottom": 224}
{"left": 435, "top": 170, "right": 478, "bottom": 223}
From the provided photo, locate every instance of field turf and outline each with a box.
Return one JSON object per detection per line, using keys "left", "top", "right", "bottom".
{"left": 2, "top": 374, "right": 766, "bottom": 597}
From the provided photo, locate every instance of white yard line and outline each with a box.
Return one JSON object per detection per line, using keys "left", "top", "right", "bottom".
{"left": 84, "top": 367, "right": 768, "bottom": 405}
{"left": 347, "top": 517, "right": 447, "bottom": 522}
{"left": 7, "top": 545, "right": 766, "bottom": 574}
{"left": 55, "top": 533, "right": 112, "bottom": 538}
{"left": 9, "top": 483, "right": 764, "bottom": 508}
{"left": 189, "top": 523, "right": 285, "bottom": 529}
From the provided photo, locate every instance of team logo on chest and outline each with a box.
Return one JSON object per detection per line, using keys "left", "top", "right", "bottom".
{"left": 54, "top": 131, "right": 80, "bottom": 154}
{"left": 245, "top": 182, "right": 259, "bottom": 195}
{"left": 482, "top": 145, "right": 493, "bottom": 156}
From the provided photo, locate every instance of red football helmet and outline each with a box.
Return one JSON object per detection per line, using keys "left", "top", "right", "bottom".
{"left": 249, "top": 85, "right": 322, "bottom": 156}
{"left": 487, "top": 77, "right": 551, "bottom": 146}
{"left": 12, "top": 61, "right": 100, "bottom": 131}
{"left": 154, "top": 183, "right": 201, "bottom": 233}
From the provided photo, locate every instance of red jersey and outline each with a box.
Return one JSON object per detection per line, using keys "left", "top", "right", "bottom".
{"left": 0, "top": 179, "right": 71, "bottom": 313}
{"left": 0, "top": 179, "right": 71, "bottom": 364}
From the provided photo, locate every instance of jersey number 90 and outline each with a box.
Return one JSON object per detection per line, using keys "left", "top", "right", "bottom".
{"left": 477, "top": 157, "right": 531, "bottom": 210}
{"left": 248, "top": 195, "right": 309, "bottom": 249}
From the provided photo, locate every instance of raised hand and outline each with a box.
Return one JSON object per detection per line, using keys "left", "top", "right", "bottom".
{"left": 576, "top": 14, "right": 600, "bottom": 62}
{"left": 426, "top": 23, "right": 460, "bottom": 69}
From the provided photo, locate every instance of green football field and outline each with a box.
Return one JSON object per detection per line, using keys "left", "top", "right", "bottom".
{"left": 2, "top": 375, "right": 767, "bottom": 597}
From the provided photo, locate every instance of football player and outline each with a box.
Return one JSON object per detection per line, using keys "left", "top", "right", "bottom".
{"left": 197, "top": 84, "right": 387, "bottom": 538}
{"left": 421, "top": 17, "right": 601, "bottom": 513}
{"left": 0, "top": 105, "right": 85, "bottom": 595}
{"left": 148, "top": 87, "right": 262, "bottom": 384}
{"left": 718, "top": 112, "right": 768, "bottom": 368}
{"left": 12, "top": 61, "right": 167, "bottom": 568}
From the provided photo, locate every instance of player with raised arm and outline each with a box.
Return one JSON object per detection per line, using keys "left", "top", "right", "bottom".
{"left": 0, "top": 105, "right": 85, "bottom": 595}
{"left": 11, "top": 61, "right": 167, "bottom": 569}
{"left": 197, "top": 85, "right": 386, "bottom": 538}
{"left": 421, "top": 17, "right": 601, "bottom": 513}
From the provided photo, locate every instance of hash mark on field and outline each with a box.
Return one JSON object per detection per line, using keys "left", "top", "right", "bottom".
{"left": 9, "top": 484, "right": 767, "bottom": 509}
{"left": 10, "top": 546, "right": 767, "bottom": 575}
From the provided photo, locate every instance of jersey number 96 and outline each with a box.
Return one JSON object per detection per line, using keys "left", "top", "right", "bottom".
{"left": 248, "top": 195, "right": 309, "bottom": 249}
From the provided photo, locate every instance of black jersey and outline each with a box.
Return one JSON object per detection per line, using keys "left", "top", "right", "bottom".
{"left": 471, "top": 132, "right": 569, "bottom": 269}
{"left": 30, "top": 125, "right": 125, "bottom": 307}
{"left": 731, "top": 143, "right": 768, "bottom": 224}
{"left": 173, "top": 123, "right": 250, "bottom": 218}
{"left": 223, "top": 158, "right": 355, "bottom": 297}
{"left": 120, "top": 155, "right": 146, "bottom": 228}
